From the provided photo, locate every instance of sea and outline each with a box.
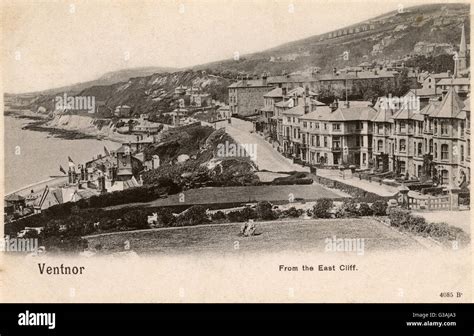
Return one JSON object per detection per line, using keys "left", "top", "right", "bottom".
{"left": 4, "top": 116, "right": 120, "bottom": 194}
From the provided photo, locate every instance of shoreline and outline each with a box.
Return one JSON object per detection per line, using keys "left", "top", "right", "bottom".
{"left": 5, "top": 110, "right": 125, "bottom": 143}
{"left": 4, "top": 112, "right": 124, "bottom": 196}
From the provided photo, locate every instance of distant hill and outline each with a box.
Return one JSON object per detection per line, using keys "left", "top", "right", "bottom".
{"left": 193, "top": 3, "right": 469, "bottom": 76}
{"left": 34, "top": 66, "right": 178, "bottom": 96}
{"left": 31, "top": 70, "right": 231, "bottom": 117}
{"left": 14, "top": 3, "right": 470, "bottom": 118}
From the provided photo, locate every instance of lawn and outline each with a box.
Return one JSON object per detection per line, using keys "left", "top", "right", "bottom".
{"left": 105, "top": 184, "right": 346, "bottom": 210}
{"left": 85, "top": 218, "right": 421, "bottom": 255}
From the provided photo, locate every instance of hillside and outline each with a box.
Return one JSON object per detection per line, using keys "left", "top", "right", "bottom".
{"left": 31, "top": 70, "right": 231, "bottom": 117}
{"left": 194, "top": 3, "right": 470, "bottom": 76}
{"left": 32, "top": 66, "right": 178, "bottom": 96}
{"left": 12, "top": 3, "right": 470, "bottom": 119}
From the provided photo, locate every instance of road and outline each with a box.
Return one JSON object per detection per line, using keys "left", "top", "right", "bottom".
{"left": 225, "top": 118, "right": 308, "bottom": 172}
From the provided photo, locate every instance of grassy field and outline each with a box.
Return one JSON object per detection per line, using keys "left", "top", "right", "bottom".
{"left": 85, "top": 218, "right": 421, "bottom": 255}
{"left": 105, "top": 184, "right": 346, "bottom": 210}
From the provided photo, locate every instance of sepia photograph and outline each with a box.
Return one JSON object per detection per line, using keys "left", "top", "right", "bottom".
{"left": 0, "top": 0, "right": 472, "bottom": 304}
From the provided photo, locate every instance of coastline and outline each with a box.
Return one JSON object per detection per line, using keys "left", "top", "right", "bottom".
{"left": 5, "top": 110, "right": 127, "bottom": 143}
{"left": 4, "top": 112, "right": 126, "bottom": 196}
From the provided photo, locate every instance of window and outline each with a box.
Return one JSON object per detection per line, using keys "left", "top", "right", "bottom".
{"left": 315, "top": 123, "right": 320, "bottom": 129}
{"left": 441, "top": 144, "right": 448, "bottom": 160}
{"left": 441, "top": 122, "right": 448, "bottom": 135}
{"left": 310, "top": 122, "right": 313, "bottom": 129}
{"left": 378, "top": 124, "right": 383, "bottom": 134}
{"left": 434, "top": 120, "right": 438, "bottom": 134}
{"left": 417, "top": 165, "right": 422, "bottom": 178}
{"left": 434, "top": 143, "right": 437, "bottom": 159}
{"left": 323, "top": 136, "right": 328, "bottom": 148}
{"left": 429, "top": 139, "right": 433, "bottom": 154}
{"left": 399, "top": 139, "right": 406, "bottom": 152}
{"left": 317, "top": 136, "right": 321, "bottom": 147}
{"left": 400, "top": 161, "right": 406, "bottom": 173}
{"left": 287, "top": 117, "right": 291, "bottom": 122}
{"left": 362, "top": 153, "right": 367, "bottom": 165}
{"left": 468, "top": 140, "right": 471, "bottom": 157}
{"left": 461, "top": 145, "right": 464, "bottom": 161}
{"left": 303, "top": 122, "right": 307, "bottom": 128}
{"left": 293, "top": 129, "right": 297, "bottom": 138}
{"left": 333, "top": 123, "right": 341, "bottom": 131}
{"left": 400, "top": 121, "right": 406, "bottom": 132}
{"left": 460, "top": 121, "right": 464, "bottom": 137}
{"left": 417, "top": 142, "right": 422, "bottom": 156}
{"left": 333, "top": 140, "right": 341, "bottom": 149}
{"left": 441, "top": 170, "right": 449, "bottom": 184}
{"left": 324, "top": 123, "right": 328, "bottom": 130}
{"left": 377, "top": 140, "right": 383, "bottom": 152}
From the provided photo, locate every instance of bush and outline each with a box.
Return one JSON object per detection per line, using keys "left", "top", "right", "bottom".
{"left": 256, "top": 201, "right": 275, "bottom": 220}
{"left": 157, "top": 208, "right": 175, "bottom": 227}
{"left": 123, "top": 210, "right": 149, "bottom": 229}
{"left": 358, "top": 202, "right": 373, "bottom": 216}
{"left": 341, "top": 199, "right": 358, "bottom": 217}
{"left": 312, "top": 198, "right": 333, "bottom": 218}
{"left": 388, "top": 208, "right": 412, "bottom": 228}
{"left": 210, "top": 211, "right": 227, "bottom": 221}
{"left": 371, "top": 200, "right": 388, "bottom": 216}
{"left": 227, "top": 207, "right": 257, "bottom": 222}
{"left": 175, "top": 205, "right": 209, "bottom": 226}
{"left": 286, "top": 207, "right": 303, "bottom": 218}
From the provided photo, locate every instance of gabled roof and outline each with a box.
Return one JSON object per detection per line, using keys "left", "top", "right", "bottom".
{"left": 228, "top": 79, "right": 272, "bottom": 88}
{"left": 431, "top": 88, "right": 465, "bottom": 119}
{"left": 303, "top": 105, "right": 376, "bottom": 121}
{"left": 288, "top": 87, "right": 318, "bottom": 97}
{"left": 419, "top": 101, "right": 440, "bottom": 116}
{"left": 372, "top": 108, "right": 394, "bottom": 123}
{"left": 463, "top": 98, "right": 470, "bottom": 112}
{"left": 436, "top": 78, "right": 470, "bottom": 86}
{"left": 411, "top": 87, "right": 439, "bottom": 97}
{"left": 391, "top": 104, "right": 423, "bottom": 120}
{"left": 5, "top": 194, "right": 25, "bottom": 202}
{"left": 283, "top": 104, "right": 305, "bottom": 116}
{"left": 300, "top": 106, "right": 332, "bottom": 120}
{"left": 264, "top": 87, "right": 283, "bottom": 98}
{"left": 275, "top": 99, "right": 294, "bottom": 108}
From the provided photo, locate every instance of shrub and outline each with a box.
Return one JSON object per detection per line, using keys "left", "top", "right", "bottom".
{"left": 312, "top": 198, "right": 333, "bottom": 218}
{"left": 287, "top": 207, "right": 303, "bottom": 218}
{"left": 387, "top": 208, "right": 412, "bottom": 228}
{"left": 358, "top": 202, "right": 373, "bottom": 216}
{"left": 210, "top": 210, "right": 227, "bottom": 221}
{"left": 341, "top": 199, "right": 358, "bottom": 217}
{"left": 256, "top": 201, "right": 275, "bottom": 220}
{"left": 175, "top": 205, "right": 209, "bottom": 226}
{"left": 123, "top": 210, "right": 149, "bottom": 229}
{"left": 157, "top": 208, "right": 175, "bottom": 227}
{"left": 227, "top": 207, "right": 257, "bottom": 222}
{"left": 408, "top": 215, "right": 426, "bottom": 232}
{"left": 371, "top": 200, "right": 388, "bottom": 216}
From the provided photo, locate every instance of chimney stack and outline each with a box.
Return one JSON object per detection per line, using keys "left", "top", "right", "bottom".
{"left": 262, "top": 72, "right": 268, "bottom": 86}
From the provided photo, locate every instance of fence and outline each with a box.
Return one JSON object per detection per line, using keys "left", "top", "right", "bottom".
{"left": 407, "top": 194, "right": 451, "bottom": 211}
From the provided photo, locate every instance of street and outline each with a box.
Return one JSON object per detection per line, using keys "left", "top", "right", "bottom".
{"left": 225, "top": 118, "right": 308, "bottom": 172}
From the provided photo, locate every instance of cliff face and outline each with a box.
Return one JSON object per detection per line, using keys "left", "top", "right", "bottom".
{"left": 44, "top": 114, "right": 130, "bottom": 142}
{"left": 33, "top": 70, "right": 231, "bottom": 118}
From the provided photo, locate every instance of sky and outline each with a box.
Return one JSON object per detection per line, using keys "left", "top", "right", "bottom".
{"left": 1, "top": 0, "right": 443, "bottom": 93}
